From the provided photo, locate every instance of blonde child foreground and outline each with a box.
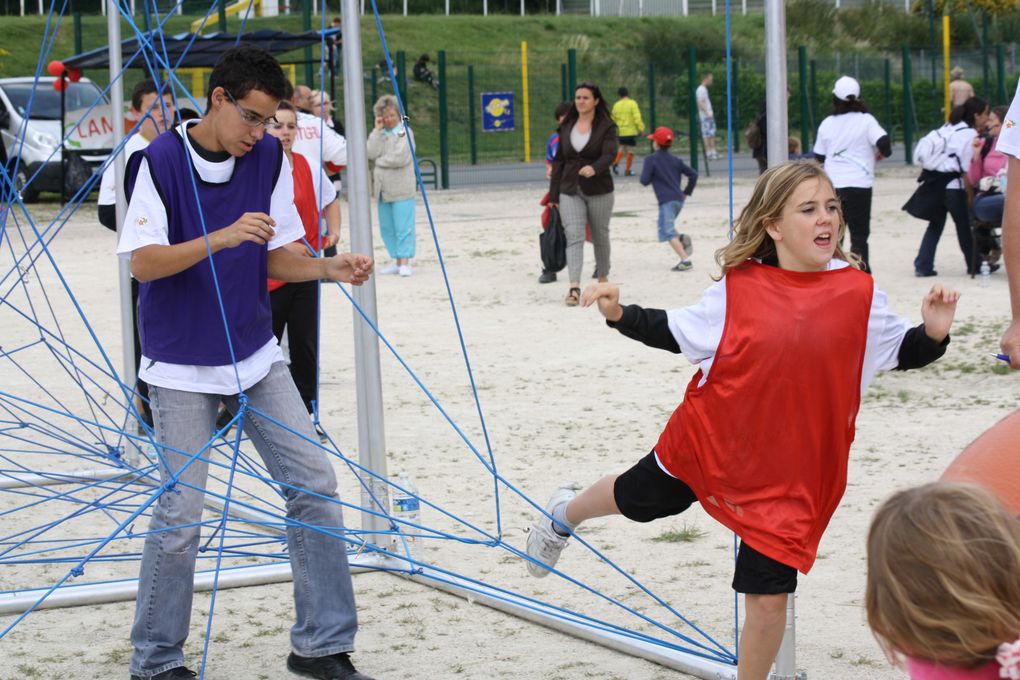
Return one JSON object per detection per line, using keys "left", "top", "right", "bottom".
{"left": 867, "top": 483, "right": 1020, "bottom": 680}
{"left": 525, "top": 161, "right": 961, "bottom": 680}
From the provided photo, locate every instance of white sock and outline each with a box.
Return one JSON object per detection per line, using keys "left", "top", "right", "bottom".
{"left": 551, "top": 501, "right": 577, "bottom": 537}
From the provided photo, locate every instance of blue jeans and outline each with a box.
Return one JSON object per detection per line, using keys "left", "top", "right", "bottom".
{"left": 913, "top": 188, "right": 975, "bottom": 275}
{"left": 974, "top": 192, "right": 1004, "bottom": 224}
{"left": 129, "top": 362, "right": 358, "bottom": 677}
{"left": 656, "top": 200, "right": 684, "bottom": 242}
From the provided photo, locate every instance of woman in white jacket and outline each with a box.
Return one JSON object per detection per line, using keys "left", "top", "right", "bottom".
{"left": 367, "top": 94, "right": 417, "bottom": 276}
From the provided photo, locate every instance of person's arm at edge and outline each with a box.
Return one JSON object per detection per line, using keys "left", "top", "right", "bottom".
{"left": 681, "top": 159, "right": 698, "bottom": 195}
{"left": 580, "top": 282, "right": 680, "bottom": 353}
{"left": 268, "top": 247, "right": 373, "bottom": 284}
{"left": 1000, "top": 156, "right": 1020, "bottom": 368}
{"left": 323, "top": 198, "right": 341, "bottom": 248}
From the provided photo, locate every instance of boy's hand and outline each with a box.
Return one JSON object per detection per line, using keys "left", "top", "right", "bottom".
{"left": 216, "top": 212, "right": 276, "bottom": 249}
{"left": 1001, "top": 320, "right": 1020, "bottom": 369}
{"left": 580, "top": 282, "right": 623, "bottom": 322}
{"left": 326, "top": 252, "right": 374, "bottom": 285}
{"left": 921, "top": 284, "right": 960, "bottom": 342}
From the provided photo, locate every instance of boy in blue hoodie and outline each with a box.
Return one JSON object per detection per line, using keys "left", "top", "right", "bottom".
{"left": 639, "top": 126, "right": 698, "bottom": 271}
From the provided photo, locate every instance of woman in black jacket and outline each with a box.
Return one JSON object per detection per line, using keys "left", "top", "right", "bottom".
{"left": 548, "top": 82, "right": 619, "bottom": 306}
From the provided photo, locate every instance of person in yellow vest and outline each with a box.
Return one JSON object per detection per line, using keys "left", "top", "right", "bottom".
{"left": 611, "top": 87, "right": 645, "bottom": 176}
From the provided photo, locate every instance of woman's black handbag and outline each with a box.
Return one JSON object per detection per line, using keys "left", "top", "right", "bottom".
{"left": 540, "top": 205, "right": 567, "bottom": 273}
{"left": 902, "top": 169, "right": 958, "bottom": 222}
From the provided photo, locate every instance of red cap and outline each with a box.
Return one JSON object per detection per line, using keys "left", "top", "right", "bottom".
{"left": 647, "top": 126, "right": 674, "bottom": 147}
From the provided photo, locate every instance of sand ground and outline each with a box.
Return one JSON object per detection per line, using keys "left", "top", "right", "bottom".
{"left": 1, "top": 162, "right": 1017, "bottom": 680}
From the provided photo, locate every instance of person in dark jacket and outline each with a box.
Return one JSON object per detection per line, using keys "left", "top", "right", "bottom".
{"left": 548, "top": 81, "right": 619, "bottom": 307}
{"left": 640, "top": 126, "right": 698, "bottom": 271}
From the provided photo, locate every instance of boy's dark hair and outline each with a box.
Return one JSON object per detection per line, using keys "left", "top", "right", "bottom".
{"left": 617, "top": 86, "right": 628, "bottom": 97}
{"left": 206, "top": 44, "right": 287, "bottom": 111}
{"left": 281, "top": 78, "right": 294, "bottom": 104}
{"left": 553, "top": 101, "right": 571, "bottom": 120}
{"left": 831, "top": 94, "right": 869, "bottom": 116}
{"left": 131, "top": 79, "right": 160, "bottom": 112}
{"left": 950, "top": 95, "right": 988, "bottom": 128}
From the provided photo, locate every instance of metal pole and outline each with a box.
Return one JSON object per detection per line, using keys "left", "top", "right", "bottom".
{"left": 303, "top": 0, "right": 313, "bottom": 89}
{"left": 108, "top": 0, "right": 137, "bottom": 442}
{"left": 773, "top": 595, "right": 798, "bottom": 679}
{"left": 342, "top": 0, "right": 390, "bottom": 543}
{"left": 647, "top": 61, "right": 656, "bottom": 131}
{"left": 438, "top": 50, "right": 449, "bottom": 189}
{"left": 468, "top": 65, "right": 477, "bottom": 165}
{"left": 883, "top": 58, "right": 893, "bottom": 142}
{"left": 521, "top": 41, "right": 531, "bottom": 163}
{"left": 997, "top": 43, "right": 1006, "bottom": 105}
{"left": 73, "top": 12, "right": 83, "bottom": 55}
{"left": 567, "top": 48, "right": 577, "bottom": 96}
{"left": 903, "top": 45, "right": 915, "bottom": 165}
{"left": 797, "top": 45, "right": 809, "bottom": 152}
{"left": 982, "top": 11, "right": 990, "bottom": 100}
{"left": 687, "top": 46, "right": 699, "bottom": 171}
{"left": 560, "top": 63, "right": 568, "bottom": 103}
{"left": 733, "top": 58, "right": 740, "bottom": 153}
{"left": 396, "top": 50, "right": 408, "bottom": 112}
{"left": 764, "top": 0, "right": 788, "bottom": 169}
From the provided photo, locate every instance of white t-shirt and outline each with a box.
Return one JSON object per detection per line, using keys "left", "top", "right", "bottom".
{"left": 942, "top": 124, "right": 978, "bottom": 190}
{"left": 696, "top": 84, "right": 713, "bottom": 119}
{"left": 97, "top": 132, "right": 151, "bottom": 207}
{"left": 116, "top": 121, "right": 304, "bottom": 394}
{"left": 995, "top": 78, "right": 1020, "bottom": 159}
{"left": 812, "top": 112, "right": 887, "bottom": 189}
{"left": 664, "top": 259, "right": 911, "bottom": 392}
{"left": 293, "top": 111, "right": 348, "bottom": 173}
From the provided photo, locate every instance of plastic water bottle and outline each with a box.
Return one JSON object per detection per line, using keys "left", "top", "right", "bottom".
{"left": 980, "top": 260, "right": 991, "bottom": 288}
{"left": 390, "top": 471, "right": 422, "bottom": 563}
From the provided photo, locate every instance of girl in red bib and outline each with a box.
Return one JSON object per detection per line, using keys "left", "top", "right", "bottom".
{"left": 525, "top": 161, "right": 960, "bottom": 680}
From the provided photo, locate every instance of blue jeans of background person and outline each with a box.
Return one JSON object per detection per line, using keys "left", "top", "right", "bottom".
{"left": 913, "top": 188, "right": 975, "bottom": 275}
{"left": 657, "top": 200, "right": 684, "bottom": 242}
{"left": 378, "top": 197, "right": 416, "bottom": 259}
{"left": 130, "top": 362, "right": 358, "bottom": 677}
{"left": 974, "top": 192, "right": 1004, "bottom": 224}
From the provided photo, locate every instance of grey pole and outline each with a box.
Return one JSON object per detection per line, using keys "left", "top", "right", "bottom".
{"left": 107, "top": 0, "right": 139, "bottom": 450}
{"left": 341, "top": 0, "right": 390, "bottom": 545}
{"left": 764, "top": 0, "right": 788, "bottom": 169}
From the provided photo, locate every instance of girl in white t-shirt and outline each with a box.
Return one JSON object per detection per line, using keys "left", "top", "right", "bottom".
{"left": 813, "top": 76, "right": 891, "bottom": 272}
{"left": 912, "top": 96, "right": 988, "bottom": 277}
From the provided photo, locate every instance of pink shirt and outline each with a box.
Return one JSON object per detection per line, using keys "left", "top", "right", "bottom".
{"left": 967, "top": 136, "right": 1008, "bottom": 186}
{"left": 907, "top": 658, "right": 1000, "bottom": 680}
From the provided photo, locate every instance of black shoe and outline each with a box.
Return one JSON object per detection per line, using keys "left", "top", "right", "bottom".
{"left": 989, "top": 263, "right": 1001, "bottom": 273}
{"left": 611, "top": 164, "right": 619, "bottom": 175}
{"left": 538, "top": 270, "right": 556, "bottom": 284}
{"left": 130, "top": 667, "right": 198, "bottom": 680}
{"left": 215, "top": 406, "right": 233, "bottom": 431}
{"left": 914, "top": 270, "right": 937, "bottom": 278}
{"left": 287, "top": 652, "right": 374, "bottom": 680}
{"left": 624, "top": 170, "right": 634, "bottom": 176}
{"left": 591, "top": 270, "right": 599, "bottom": 279}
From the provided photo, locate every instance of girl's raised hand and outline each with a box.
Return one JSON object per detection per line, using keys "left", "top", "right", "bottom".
{"left": 921, "top": 284, "right": 960, "bottom": 342}
{"left": 580, "top": 282, "right": 623, "bottom": 322}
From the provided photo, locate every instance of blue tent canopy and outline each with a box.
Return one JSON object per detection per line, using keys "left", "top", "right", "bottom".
{"left": 62, "top": 28, "right": 340, "bottom": 70}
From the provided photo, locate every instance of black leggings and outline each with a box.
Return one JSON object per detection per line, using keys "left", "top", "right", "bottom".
{"left": 837, "top": 186, "right": 873, "bottom": 273}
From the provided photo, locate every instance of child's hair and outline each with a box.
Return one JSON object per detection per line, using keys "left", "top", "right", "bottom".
{"left": 553, "top": 101, "right": 571, "bottom": 120}
{"left": 130, "top": 79, "right": 161, "bottom": 112}
{"left": 714, "top": 161, "right": 855, "bottom": 277}
{"left": 206, "top": 44, "right": 287, "bottom": 111}
{"left": 866, "top": 482, "right": 1020, "bottom": 670}
{"left": 787, "top": 136, "right": 802, "bottom": 155}
{"left": 950, "top": 95, "right": 989, "bottom": 128}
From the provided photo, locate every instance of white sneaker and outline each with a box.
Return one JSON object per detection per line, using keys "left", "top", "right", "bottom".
{"left": 398, "top": 265, "right": 413, "bottom": 277}
{"left": 526, "top": 485, "right": 579, "bottom": 578}
{"left": 381, "top": 263, "right": 400, "bottom": 275}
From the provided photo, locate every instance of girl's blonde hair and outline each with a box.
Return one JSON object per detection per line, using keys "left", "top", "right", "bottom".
{"left": 866, "top": 482, "right": 1020, "bottom": 669}
{"left": 714, "top": 160, "right": 857, "bottom": 277}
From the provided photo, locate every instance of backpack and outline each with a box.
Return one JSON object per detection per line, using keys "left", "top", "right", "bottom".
{"left": 913, "top": 123, "right": 969, "bottom": 173}
{"left": 744, "top": 118, "right": 763, "bottom": 151}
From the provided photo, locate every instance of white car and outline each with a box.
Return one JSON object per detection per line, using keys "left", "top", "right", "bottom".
{"left": 0, "top": 76, "right": 112, "bottom": 202}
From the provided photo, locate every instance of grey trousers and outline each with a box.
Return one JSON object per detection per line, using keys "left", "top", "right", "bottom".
{"left": 559, "top": 189, "right": 614, "bottom": 283}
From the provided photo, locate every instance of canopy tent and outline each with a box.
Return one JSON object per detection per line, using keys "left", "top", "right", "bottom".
{"left": 61, "top": 28, "right": 340, "bottom": 70}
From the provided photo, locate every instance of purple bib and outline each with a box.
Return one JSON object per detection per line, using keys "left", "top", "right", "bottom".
{"left": 126, "top": 127, "right": 283, "bottom": 366}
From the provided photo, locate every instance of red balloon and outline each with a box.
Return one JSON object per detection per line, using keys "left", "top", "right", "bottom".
{"left": 46, "top": 60, "right": 64, "bottom": 77}
{"left": 52, "top": 78, "right": 66, "bottom": 92}
{"left": 67, "top": 68, "right": 81, "bottom": 83}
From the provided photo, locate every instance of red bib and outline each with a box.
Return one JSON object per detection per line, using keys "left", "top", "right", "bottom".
{"left": 656, "top": 261, "right": 873, "bottom": 573}
{"left": 269, "top": 152, "right": 323, "bottom": 293}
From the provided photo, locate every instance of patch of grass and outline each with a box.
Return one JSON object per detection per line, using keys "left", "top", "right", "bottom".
{"left": 651, "top": 522, "right": 707, "bottom": 543}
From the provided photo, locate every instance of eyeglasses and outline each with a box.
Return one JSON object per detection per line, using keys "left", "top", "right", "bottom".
{"left": 223, "top": 90, "right": 280, "bottom": 130}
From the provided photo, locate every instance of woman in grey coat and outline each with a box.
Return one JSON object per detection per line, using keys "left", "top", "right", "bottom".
{"left": 367, "top": 94, "right": 417, "bottom": 276}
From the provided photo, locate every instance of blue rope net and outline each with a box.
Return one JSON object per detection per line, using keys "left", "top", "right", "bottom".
{"left": 0, "top": 0, "right": 739, "bottom": 674}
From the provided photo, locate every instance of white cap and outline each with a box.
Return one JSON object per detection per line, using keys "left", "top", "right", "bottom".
{"left": 833, "top": 75, "right": 860, "bottom": 101}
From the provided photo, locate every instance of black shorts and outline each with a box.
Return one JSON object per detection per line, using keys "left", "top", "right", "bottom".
{"left": 614, "top": 451, "right": 798, "bottom": 595}
{"left": 618, "top": 135, "right": 638, "bottom": 146}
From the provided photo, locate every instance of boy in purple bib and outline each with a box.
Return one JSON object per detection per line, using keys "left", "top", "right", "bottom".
{"left": 117, "top": 45, "right": 374, "bottom": 680}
